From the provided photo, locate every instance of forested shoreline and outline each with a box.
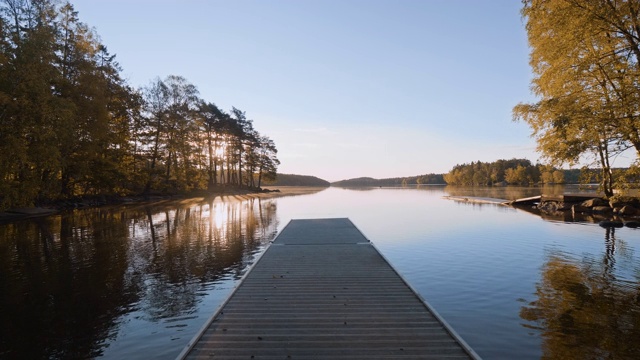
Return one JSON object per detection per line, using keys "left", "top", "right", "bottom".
{"left": 444, "top": 158, "right": 562, "bottom": 186}
{"left": 331, "top": 174, "right": 444, "bottom": 187}
{"left": 264, "top": 174, "right": 330, "bottom": 187}
{"left": 332, "top": 160, "right": 605, "bottom": 187}
{"left": 5, "top": 0, "right": 640, "bottom": 212}
{"left": 0, "top": 1, "right": 279, "bottom": 211}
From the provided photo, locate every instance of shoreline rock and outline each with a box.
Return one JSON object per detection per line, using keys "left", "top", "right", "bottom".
{"left": 534, "top": 195, "right": 640, "bottom": 224}
{"left": 448, "top": 194, "right": 640, "bottom": 225}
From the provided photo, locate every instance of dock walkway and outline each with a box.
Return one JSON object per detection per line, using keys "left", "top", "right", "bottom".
{"left": 178, "top": 218, "right": 480, "bottom": 359}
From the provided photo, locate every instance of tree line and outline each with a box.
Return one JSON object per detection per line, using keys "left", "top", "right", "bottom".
{"left": 443, "top": 158, "right": 566, "bottom": 186}
{"left": 331, "top": 173, "right": 445, "bottom": 187}
{"left": 264, "top": 174, "right": 330, "bottom": 187}
{"left": 514, "top": 0, "right": 640, "bottom": 197}
{"left": 0, "top": 0, "right": 279, "bottom": 211}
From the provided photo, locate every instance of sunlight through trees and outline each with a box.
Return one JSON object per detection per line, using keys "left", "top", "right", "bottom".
{"left": 0, "top": 0, "right": 279, "bottom": 210}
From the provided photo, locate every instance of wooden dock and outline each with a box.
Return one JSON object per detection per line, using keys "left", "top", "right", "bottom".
{"left": 177, "top": 218, "right": 480, "bottom": 360}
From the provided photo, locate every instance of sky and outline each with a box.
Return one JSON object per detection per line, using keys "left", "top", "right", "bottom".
{"left": 72, "top": 0, "right": 540, "bottom": 182}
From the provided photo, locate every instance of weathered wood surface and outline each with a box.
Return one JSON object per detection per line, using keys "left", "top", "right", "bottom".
{"left": 178, "top": 218, "right": 480, "bottom": 360}
{"left": 508, "top": 195, "right": 542, "bottom": 206}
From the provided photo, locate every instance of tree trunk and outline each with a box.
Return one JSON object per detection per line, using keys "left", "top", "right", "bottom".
{"left": 166, "top": 151, "right": 172, "bottom": 185}
{"left": 238, "top": 146, "right": 243, "bottom": 188}
{"left": 144, "top": 119, "right": 162, "bottom": 194}
{"left": 207, "top": 131, "right": 214, "bottom": 190}
{"left": 598, "top": 142, "right": 614, "bottom": 197}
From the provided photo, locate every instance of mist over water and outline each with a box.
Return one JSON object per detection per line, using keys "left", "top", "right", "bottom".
{"left": 1, "top": 186, "right": 638, "bottom": 359}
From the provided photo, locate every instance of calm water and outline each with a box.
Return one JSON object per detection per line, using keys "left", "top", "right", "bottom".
{"left": 1, "top": 186, "right": 639, "bottom": 359}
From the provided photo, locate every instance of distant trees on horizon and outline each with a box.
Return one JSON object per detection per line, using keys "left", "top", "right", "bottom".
{"left": 443, "top": 158, "right": 565, "bottom": 186}
{"left": 329, "top": 160, "right": 613, "bottom": 187}
{"left": 0, "top": 0, "right": 279, "bottom": 210}
{"left": 331, "top": 174, "right": 445, "bottom": 187}
{"left": 263, "top": 174, "right": 330, "bottom": 187}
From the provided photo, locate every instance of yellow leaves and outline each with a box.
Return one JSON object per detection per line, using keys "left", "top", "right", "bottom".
{"left": 516, "top": 0, "right": 640, "bottom": 187}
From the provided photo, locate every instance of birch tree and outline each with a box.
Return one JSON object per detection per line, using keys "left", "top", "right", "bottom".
{"left": 514, "top": 0, "right": 640, "bottom": 196}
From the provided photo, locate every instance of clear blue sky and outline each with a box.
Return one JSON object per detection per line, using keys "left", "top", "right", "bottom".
{"left": 73, "top": 0, "right": 538, "bottom": 181}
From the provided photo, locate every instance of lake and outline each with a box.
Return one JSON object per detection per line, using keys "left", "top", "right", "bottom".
{"left": 1, "top": 186, "right": 639, "bottom": 359}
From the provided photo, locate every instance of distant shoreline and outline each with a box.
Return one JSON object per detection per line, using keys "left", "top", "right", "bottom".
{"left": 0, "top": 186, "right": 327, "bottom": 224}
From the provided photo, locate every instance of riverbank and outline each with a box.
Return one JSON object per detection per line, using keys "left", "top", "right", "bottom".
{"left": 0, "top": 186, "right": 327, "bottom": 224}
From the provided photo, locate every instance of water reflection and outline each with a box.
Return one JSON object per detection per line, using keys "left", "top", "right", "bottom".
{"left": 520, "top": 228, "right": 640, "bottom": 359}
{"left": 336, "top": 184, "right": 568, "bottom": 199}
{"left": 443, "top": 184, "right": 597, "bottom": 201}
{"left": 0, "top": 196, "right": 278, "bottom": 359}
{"left": 2, "top": 186, "right": 638, "bottom": 359}
{"left": 512, "top": 204, "right": 614, "bottom": 224}
{"left": 441, "top": 185, "right": 615, "bottom": 225}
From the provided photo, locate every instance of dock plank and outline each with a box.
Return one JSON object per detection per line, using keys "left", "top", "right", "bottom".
{"left": 178, "top": 218, "right": 480, "bottom": 360}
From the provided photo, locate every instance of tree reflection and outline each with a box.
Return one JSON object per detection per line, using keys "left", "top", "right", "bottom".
{"left": 444, "top": 185, "right": 567, "bottom": 201}
{"left": 0, "top": 196, "right": 278, "bottom": 358}
{"left": 124, "top": 197, "right": 278, "bottom": 321}
{"left": 521, "top": 230, "right": 640, "bottom": 359}
{"left": 0, "top": 209, "right": 136, "bottom": 359}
